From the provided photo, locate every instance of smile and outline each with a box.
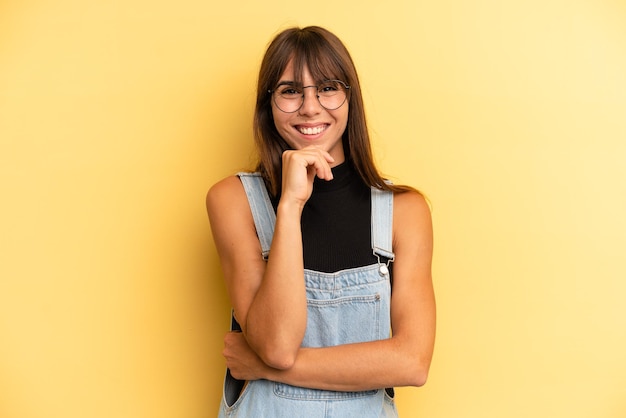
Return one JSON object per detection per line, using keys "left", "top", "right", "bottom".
{"left": 297, "top": 124, "right": 328, "bottom": 135}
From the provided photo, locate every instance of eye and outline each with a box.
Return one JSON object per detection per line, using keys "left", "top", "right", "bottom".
{"left": 319, "top": 82, "right": 339, "bottom": 93}
{"left": 278, "top": 87, "right": 301, "bottom": 97}
{"left": 319, "top": 81, "right": 346, "bottom": 96}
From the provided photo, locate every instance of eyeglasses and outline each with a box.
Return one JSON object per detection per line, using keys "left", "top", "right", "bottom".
{"left": 269, "top": 80, "right": 351, "bottom": 113}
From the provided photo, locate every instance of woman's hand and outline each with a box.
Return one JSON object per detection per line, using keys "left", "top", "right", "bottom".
{"left": 280, "top": 146, "right": 335, "bottom": 208}
{"left": 223, "top": 332, "right": 269, "bottom": 381}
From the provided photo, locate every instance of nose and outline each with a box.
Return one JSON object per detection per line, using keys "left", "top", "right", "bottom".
{"left": 298, "top": 86, "right": 322, "bottom": 115}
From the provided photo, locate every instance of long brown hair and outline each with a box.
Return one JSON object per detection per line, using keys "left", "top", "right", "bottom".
{"left": 253, "top": 26, "right": 411, "bottom": 196}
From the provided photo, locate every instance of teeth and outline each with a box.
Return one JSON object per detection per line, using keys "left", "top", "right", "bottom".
{"left": 299, "top": 125, "right": 326, "bottom": 135}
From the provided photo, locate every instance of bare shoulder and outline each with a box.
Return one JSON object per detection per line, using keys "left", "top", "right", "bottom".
{"left": 205, "top": 174, "right": 258, "bottom": 244}
{"left": 392, "top": 189, "right": 433, "bottom": 249}
{"left": 206, "top": 175, "right": 245, "bottom": 212}
{"left": 206, "top": 174, "right": 261, "bottom": 265}
{"left": 393, "top": 189, "right": 431, "bottom": 223}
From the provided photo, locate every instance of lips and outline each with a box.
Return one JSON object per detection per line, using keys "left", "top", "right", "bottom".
{"left": 296, "top": 124, "right": 328, "bottom": 135}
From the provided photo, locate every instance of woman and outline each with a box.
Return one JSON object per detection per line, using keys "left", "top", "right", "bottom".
{"left": 207, "top": 26, "right": 435, "bottom": 417}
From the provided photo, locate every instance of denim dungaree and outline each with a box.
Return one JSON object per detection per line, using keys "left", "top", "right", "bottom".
{"left": 218, "top": 172, "right": 398, "bottom": 418}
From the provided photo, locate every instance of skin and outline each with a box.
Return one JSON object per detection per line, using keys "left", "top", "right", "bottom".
{"left": 206, "top": 60, "right": 435, "bottom": 391}
{"left": 271, "top": 60, "right": 348, "bottom": 168}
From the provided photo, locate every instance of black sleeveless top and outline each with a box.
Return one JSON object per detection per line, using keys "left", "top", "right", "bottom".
{"left": 271, "top": 162, "right": 378, "bottom": 273}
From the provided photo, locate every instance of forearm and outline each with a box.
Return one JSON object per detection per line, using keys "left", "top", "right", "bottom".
{"left": 244, "top": 201, "right": 308, "bottom": 369}
{"left": 264, "top": 335, "right": 431, "bottom": 391}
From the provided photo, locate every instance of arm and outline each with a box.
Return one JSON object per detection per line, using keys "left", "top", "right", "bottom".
{"left": 207, "top": 147, "right": 334, "bottom": 369}
{"left": 223, "top": 190, "right": 436, "bottom": 390}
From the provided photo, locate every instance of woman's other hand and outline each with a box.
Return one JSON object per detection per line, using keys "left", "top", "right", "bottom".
{"left": 223, "top": 332, "right": 269, "bottom": 381}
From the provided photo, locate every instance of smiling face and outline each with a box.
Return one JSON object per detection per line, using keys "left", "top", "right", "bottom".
{"left": 270, "top": 60, "right": 349, "bottom": 166}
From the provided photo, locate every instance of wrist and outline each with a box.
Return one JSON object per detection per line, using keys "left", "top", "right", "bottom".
{"left": 276, "top": 199, "right": 305, "bottom": 218}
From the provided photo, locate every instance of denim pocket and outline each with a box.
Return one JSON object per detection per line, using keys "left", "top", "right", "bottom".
{"left": 303, "top": 293, "right": 382, "bottom": 348}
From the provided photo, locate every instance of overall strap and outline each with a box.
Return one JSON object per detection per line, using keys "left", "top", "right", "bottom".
{"left": 223, "top": 172, "right": 275, "bottom": 396}
{"left": 371, "top": 187, "right": 395, "bottom": 263}
{"left": 228, "top": 172, "right": 275, "bottom": 335}
{"left": 237, "top": 172, "right": 276, "bottom": 260}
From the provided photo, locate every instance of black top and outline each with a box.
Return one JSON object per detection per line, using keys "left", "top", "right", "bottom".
{"left": 271, "top": 162, "right": 378, "bottom": 273}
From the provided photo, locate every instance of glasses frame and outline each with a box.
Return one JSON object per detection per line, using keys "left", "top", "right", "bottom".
{"left": 268, "top": 79, "right": 351, "bottom": 113}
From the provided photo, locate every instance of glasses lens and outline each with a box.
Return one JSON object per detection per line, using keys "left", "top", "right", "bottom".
{"left": 317, "top": 80, "right": 348, "bottom": 110}
{"left": 273, "top": 85, "right": 302, "bottom": 113}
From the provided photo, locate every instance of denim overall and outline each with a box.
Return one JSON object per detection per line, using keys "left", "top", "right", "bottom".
{"left": 218, "top": 172, "right": 398, "bottom": 418}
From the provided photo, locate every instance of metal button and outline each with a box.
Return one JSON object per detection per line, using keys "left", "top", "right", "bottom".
{"left": 378, "top": 264, "right": 389, "bottom": 276}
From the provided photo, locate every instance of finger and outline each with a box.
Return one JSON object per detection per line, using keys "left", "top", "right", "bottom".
{"left": 298, "top": 148, "right": 334, "bottom": 180}
{"left": 302, "top": 146, "right": 335, "bottom": 165}
{"left": 312, "top": 157, "right": 333, "bottom": 181}
{"left": 283, "top": 150, "right": 330, "bottom": 181}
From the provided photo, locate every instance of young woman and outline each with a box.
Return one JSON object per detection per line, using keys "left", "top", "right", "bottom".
{"left": 207, "top": 26, "right": 435, "bottom": 417}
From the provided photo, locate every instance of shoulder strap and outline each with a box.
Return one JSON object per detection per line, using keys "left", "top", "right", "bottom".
{"left": 228, "top": 172, "right": 275, "bottom": 334}
{"left": 371, "top": 187, "right": 395, "bottom": 262}
{"left": 224, "top": 172, "right": 275, "bottom": 391}
{"left": 237, "top": 172, "right": 276, "bottom": 260}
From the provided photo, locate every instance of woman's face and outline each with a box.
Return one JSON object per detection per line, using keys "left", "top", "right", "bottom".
{"left": 270, "top": 60, "right": 349, "bottom": 166}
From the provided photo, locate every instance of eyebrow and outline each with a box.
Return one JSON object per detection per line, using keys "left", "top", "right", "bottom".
{"left": 275, "top": 81, "right": 296, "bottom": 88}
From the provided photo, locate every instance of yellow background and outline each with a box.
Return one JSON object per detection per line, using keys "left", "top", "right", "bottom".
{"left": 1, "top": 0, "right": 625, "bottom": 417}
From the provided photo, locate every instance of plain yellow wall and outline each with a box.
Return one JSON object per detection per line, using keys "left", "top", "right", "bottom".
{"left": 1, "top": 0, "right": 625, "bottom": 417}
